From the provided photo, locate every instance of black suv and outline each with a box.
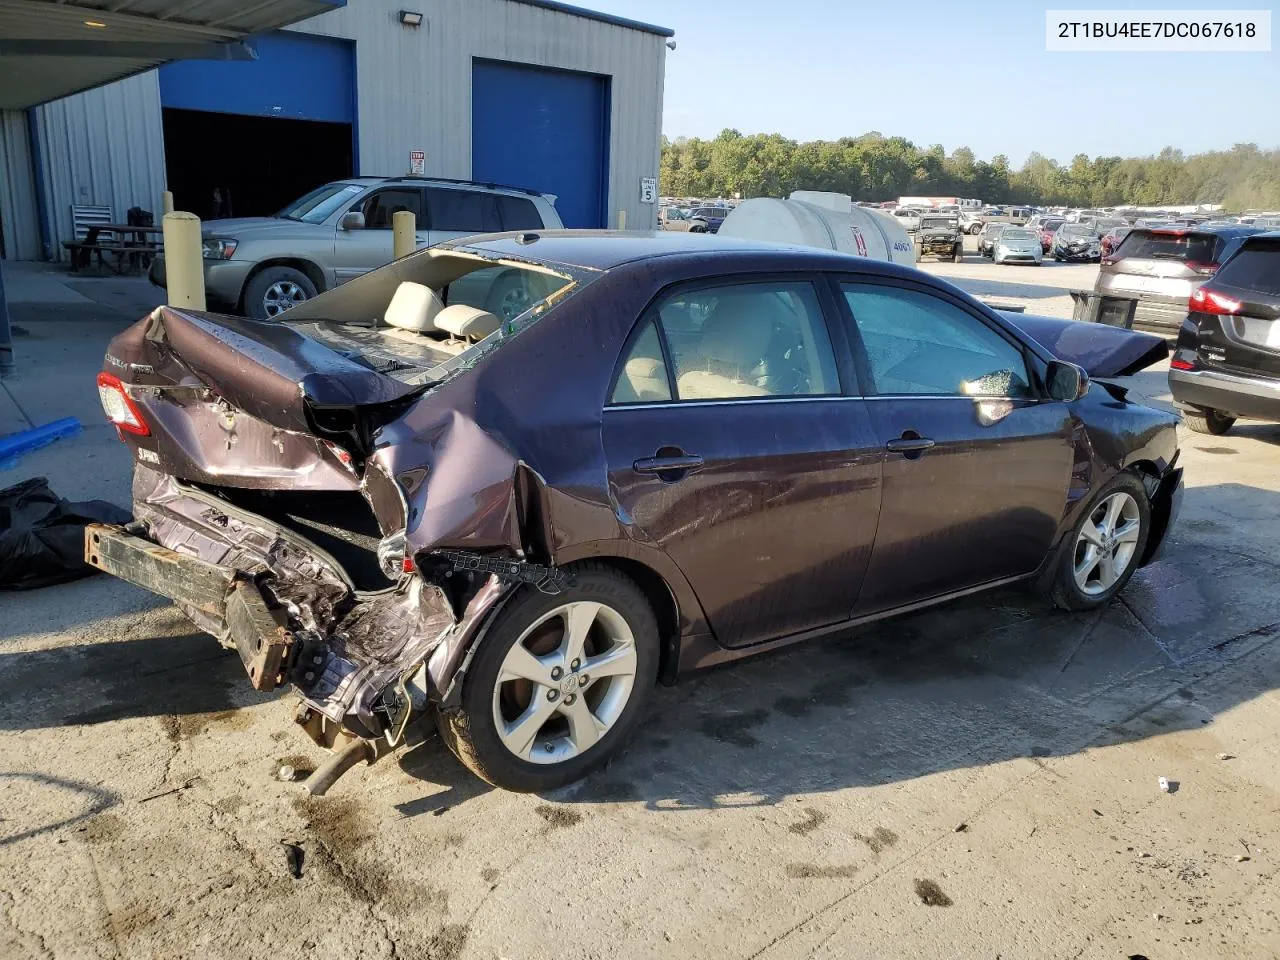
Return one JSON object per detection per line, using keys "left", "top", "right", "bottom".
{"left": 1168, "top": 232, "right": 1280, "bottom": 434}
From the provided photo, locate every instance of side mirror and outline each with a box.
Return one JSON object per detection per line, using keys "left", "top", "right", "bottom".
{"left": 1047, "top": 360, "right": 1089, "bottom": 402}
{"left": 340, "top": 211, "right": 365, "bottom": 231}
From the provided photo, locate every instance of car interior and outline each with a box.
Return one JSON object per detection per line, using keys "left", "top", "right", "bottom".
{"left": 612, "top": 284, "right": 840, "bottom": 403}
{"left": 282, "top": 250, "right": 576, "bottom": 383}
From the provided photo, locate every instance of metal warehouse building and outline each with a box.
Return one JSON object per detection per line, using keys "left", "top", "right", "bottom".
{"left": 0, "top": 0, "right": 671, "bottom": 263}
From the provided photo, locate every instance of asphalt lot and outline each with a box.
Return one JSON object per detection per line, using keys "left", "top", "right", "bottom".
{"left": 2, "top": 261, "right": 1279, "bottom": 960}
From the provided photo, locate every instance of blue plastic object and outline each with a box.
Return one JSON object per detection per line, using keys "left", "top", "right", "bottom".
{"left": 0, "top": 417, "right": 83, "bottom": 470}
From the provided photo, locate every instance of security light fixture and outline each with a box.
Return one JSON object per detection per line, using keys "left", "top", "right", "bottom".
{"left": 398, "top": 10, "right": 423, "bottom": 26}
{"left": 83, "top": 19, "right": 107, "bottom": 28}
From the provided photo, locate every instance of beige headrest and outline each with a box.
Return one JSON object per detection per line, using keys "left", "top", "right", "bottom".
{"left": 435, "top": 304, "right": 501, "bottom": 341}
{"left": 384, "top": 281, "right": 444, "bottom": 333}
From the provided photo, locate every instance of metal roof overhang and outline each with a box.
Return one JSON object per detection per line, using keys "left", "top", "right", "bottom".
{"left": 0, "top": 0, "right": 344, "bottom": 110}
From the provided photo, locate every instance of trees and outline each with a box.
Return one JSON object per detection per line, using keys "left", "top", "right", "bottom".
{"left": 659, "top": 133, "right": 1280, "bottom": 210}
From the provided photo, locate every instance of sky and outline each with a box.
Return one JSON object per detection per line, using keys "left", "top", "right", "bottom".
{"left": 583, "top": 0, "right": 1280, "bottom": 166}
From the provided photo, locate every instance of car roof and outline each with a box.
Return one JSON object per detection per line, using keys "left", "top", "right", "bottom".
{"left": 1135, "top": 224, "right": 1261, "bottom": 238}
{"left": 443, "top": 230, "right": 914, "bottom": 275}
{"left": 336, "top": 175, "right": 545, "bottom": 197}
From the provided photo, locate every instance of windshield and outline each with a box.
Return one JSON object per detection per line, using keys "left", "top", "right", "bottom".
{"left": 1042, "top": 220, "right": 1065, "bottom": 231}
{"left": 1059, "top": 224, "right": 1092, "bottom": 238}
{"left": 1096, "top": 218, "right": 1128, "bottom": 230}
{"left": 276, "top": 182, "right": 364, "bottom": 223}
{"left": 664, "top": 208, "right": 687, "bottom": 220}
{"left": 921, "top": 218, "right": 955, "bottom": 229}
{"left": 1001, "top": 229, "right": 1035, "bottom": 241}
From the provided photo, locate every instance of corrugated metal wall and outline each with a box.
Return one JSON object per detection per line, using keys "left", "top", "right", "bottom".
{"left": 25, "top": 0, "right": 666, "bottom": 252}
{"left": 33, "top": 72, "right": 168, "bottom": 260}
{"left": 0, "top": 109, "right": 41, "bottom": 260}
{"left": 296, "top": 0, "right": 667, "bottom": 229}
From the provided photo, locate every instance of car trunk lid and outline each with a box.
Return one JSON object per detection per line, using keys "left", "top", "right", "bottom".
{"left": 1002, "top": 312, "right": 1169, "bottom": 378}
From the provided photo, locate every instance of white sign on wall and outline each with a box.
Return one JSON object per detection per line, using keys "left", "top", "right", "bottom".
{"left": 639, "top": 177, "right": 657, "bottom": 204}
{"left": 410, "top": 150, "right": 426, "bottom": 175}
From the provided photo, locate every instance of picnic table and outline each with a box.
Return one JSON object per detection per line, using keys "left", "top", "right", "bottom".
{"left": 64, "top": 223, "right": 164, "bottom": 275}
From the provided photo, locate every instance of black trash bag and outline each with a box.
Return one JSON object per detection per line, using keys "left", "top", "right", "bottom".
{"left": 0, "top": 477, "right": 131, "bottom": 590}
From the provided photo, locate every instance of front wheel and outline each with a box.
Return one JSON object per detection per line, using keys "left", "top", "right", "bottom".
{"left": 1184, "top": 408, "right": 1236, "bottom": 435}
{"left": 1045, "top": 473, "right": 1151, "bottom": 611}
{"left": 243, "top": 266, "right": 317, "bottom": 320}
{"left": 436, "top": 564, "right": 659, "bottom": 792}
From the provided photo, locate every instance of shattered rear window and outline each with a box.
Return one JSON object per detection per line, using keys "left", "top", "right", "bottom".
{"left": 285, "top": 252, "right": 590, "bottom": 387}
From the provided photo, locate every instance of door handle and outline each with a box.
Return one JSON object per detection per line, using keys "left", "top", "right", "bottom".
{"left": 885, "top": 433, "right": 935, "bottom": 460}
{"left": 885, "top": 437, "right": 935, "bottom": 452}
{"left": 633, "top": 454, "right": 704, "bottom": 477}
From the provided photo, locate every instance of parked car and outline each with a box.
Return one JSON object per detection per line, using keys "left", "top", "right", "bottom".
{"left": 978, "top": 222, "right": 1007, "bottom": 257}
{"left": 687, "top": 206, "right": 730, "bottom": 233}
{"left": 993, "top": 226, "right": 1043, "bottom": 265}
{"left": 892, "top": 207, "right": 924, "bottom": 233}
{"left": 914, "top": 214, "right": 963, "bottom": 261}
{"left": 90, "top": 233, "right": 1182, "bottom": 792}
{"left": 960, "top": 211, "right": 985, "bottom": 235}
{"left": 149, "top": 176, "right": 564, "bottom": 320}
{"left": 1038, "top": 218, "right": 1066, "bottom": 252}
{"left": 1168, "top": 232, "right": 1280, "bottom": 433}
{"left": 1095, "top": 225, "right": 1262, "bottom": 333}
{"left": 1100, "top": 225, "right": 1131, "bottom": 258}
{"left": 660, "top": 207, "right": 705, "bottom": 233}
{"left": 1053, "top": 223, "right": 1102, "bottom": 262}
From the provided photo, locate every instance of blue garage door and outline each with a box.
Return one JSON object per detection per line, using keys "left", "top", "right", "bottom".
{"left": 472, "top": 60, "right": 609, "bottom": 229}
{"left": 158, "top": 32, "right": 355, "bottom": 124}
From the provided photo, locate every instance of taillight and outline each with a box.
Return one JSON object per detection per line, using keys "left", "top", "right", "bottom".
{"left": 1185, "top": 260, "right": 1219, "bottom": 275}
{"left": 1189, "top": 286, "right": 1241, "bottom": 315}
{"left": 1170, "top": 357, "right": 1195, "bottom": 370}
{"left": 96, "top": 372, "right": 150, "bottom": 436}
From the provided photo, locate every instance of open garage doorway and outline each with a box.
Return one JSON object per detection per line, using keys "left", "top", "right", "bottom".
{"left": 162, "top": 108, "right": 353, "bottom": 221}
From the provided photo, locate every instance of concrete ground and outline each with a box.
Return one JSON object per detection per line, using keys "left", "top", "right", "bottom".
{"left": 3, "top": 260, "right": 1280, "bottom": 960}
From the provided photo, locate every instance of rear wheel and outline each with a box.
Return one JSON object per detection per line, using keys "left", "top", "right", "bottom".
{"left": 1045, "top": 473, "right": 1150, "bottom": 611}
{"left": 436, "top": 564, "right": 659, "bottom": 792}
{"left": 1183, "top": 408, "right": 1236, "bottom": 435}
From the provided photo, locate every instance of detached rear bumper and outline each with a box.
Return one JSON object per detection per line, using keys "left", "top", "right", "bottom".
{"left": 85, "top": 524, "right": 294, "bottom": 690}
{"left": 85, "top": 470, "right": 516, "bottom": 744}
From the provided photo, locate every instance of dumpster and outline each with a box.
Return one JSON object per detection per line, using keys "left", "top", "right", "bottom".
{"left": 1069, "top": 290, "right": 1139, "bottom": 329}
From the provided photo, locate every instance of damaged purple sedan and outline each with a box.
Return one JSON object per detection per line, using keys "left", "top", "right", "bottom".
{"left": 88, "top": 232, "right": 1182, "bottom": 792}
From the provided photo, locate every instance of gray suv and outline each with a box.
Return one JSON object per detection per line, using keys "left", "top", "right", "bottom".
{"left": 151, "top": 177, "right": 563, "bottom": 319}
{"left": 1094, "top": 225, "right": 1261, "bottom": 333}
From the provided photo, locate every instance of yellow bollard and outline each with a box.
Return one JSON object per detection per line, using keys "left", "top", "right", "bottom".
{"left": 162, "top": 190, "right": 174, "bottom": 216}
{"left": 162, "top": 212, "right": 205, "bottom": 311}
{"left": 617, "top": 209, "right": 627, "bottom": 231}
{"left": 393, "top": 210, "right": 416, "bottom": 259}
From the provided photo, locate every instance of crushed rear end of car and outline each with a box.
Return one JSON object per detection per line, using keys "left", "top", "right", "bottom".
{"left": 87, "top": 245, "right": 589, "bottom": 789}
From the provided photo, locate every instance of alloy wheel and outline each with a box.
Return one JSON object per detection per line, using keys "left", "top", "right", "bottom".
{"left": 490, "top": 600, "right": 638, "bottom": 764}
{"left": 263, "top": 280, "right": 308, "bottom": 317}
{"left": 1073, "top": 491, "right": 1142, "bottom": 596}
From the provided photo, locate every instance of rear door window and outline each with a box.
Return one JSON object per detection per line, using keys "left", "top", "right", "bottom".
{"left": 425, "top": 188, "right": 503, "bottom": 233}
{"left": 652, "top": 281, "right": 841, "bottom": 400}
{"left": 1212, "top": 243, "right": 1280, "bottom": 296}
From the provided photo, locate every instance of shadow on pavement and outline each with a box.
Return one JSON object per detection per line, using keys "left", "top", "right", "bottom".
{"left": 2, "top": 485, "right": 1277, "bottom": 814}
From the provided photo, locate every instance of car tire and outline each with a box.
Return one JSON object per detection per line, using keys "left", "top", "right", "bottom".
{"left": 484, "top": 270, "right": 539, "bottom": 323}
{"left": 1045, "top": 472, "right": 1151, "bottom": 612}
{"left": 435, "top": 563, "right": 660, "bottom": 792}
{"left": 1183, "top": 408, "right": 1236, "bottom": 435}
{"left": 243, "top": 266, "right": 317, "bottom": 320}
